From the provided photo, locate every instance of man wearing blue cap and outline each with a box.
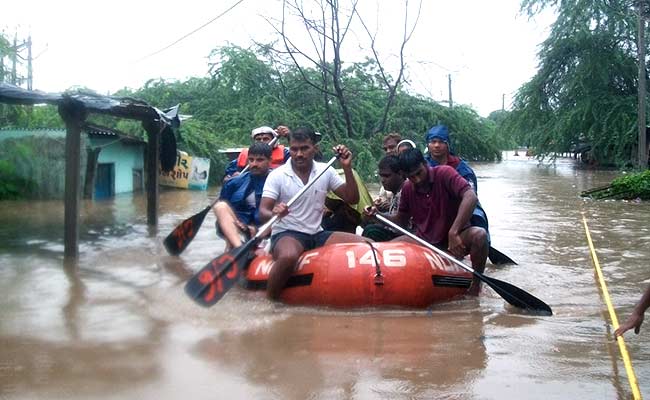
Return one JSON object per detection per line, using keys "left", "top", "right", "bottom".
{"left": 424, "top": 124, "right": 492, "bottom": 254}
{"left": 425, "top": 125, "right": 479, "bottom": 191}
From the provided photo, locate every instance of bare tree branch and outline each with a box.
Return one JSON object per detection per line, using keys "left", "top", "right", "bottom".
{"left": 279, "top": 0, "right": 339, "bottom": 97}
{"left": 355, "top": 0, "right": 422, "bottom": 133}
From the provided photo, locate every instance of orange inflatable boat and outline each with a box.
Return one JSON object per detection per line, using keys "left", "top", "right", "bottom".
{"left": 244, "top": 242, "right": 474, "bottom": 308}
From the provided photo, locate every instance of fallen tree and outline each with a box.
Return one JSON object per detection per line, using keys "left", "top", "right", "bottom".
{"left": 581, "top": 170, "right": 650, "bottom": 200}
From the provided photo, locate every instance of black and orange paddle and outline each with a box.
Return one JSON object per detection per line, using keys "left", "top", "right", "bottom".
{"left": 185, "top": 155, "right": 339, "bottom": 307}
{"left": 163, "top": 136, "right": 279, "bottom": 255}
{"left": 376, "top": 214, "right": 552, "bottom": 314}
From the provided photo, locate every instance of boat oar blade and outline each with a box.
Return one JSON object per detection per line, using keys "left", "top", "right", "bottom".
{"left": 163, "top": 205, "right": 210, "bottom": 255}
{"left": 184, "top": 238, "right": 258, "bottom": 307}
{"left": 480, "top": 275, "right": 552, "bottom": 315}
{"left": 184, "top": 155, "right": 340, "bottom": 307}
{"left": 488, "top": 246, "right": 517, "bottom": 265}
{"left": 374, "top": 214, "right": 552, "bottom": 315}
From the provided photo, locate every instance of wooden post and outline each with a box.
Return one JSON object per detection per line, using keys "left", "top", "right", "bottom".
{"left": 58, "top": 98, "right": 86, "bottom": 259}
{"left": 143, "top": 120, "right": 161, "bottom": 226}
{"left": 83, "top": 147, "right": 101, "bottom": 199}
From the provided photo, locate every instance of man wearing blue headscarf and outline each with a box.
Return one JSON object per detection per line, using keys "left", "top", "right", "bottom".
{"left": 424, "top": 125, "right": 479, "bottom": 190}
{"left": 424, "top": 124, "right": 492, "bottom": 251}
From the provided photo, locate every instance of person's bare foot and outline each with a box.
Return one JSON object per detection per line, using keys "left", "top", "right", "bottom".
{"left": 467, "top": 279, "right": 481, "bottom": 296}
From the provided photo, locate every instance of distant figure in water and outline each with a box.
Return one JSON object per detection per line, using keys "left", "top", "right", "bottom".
{"left": 615, "top": 284, "right": 650, "bottom": 336}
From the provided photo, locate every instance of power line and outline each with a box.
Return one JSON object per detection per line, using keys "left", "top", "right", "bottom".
{"left": 137, "top": 0, "right": 246, "bottom": 62}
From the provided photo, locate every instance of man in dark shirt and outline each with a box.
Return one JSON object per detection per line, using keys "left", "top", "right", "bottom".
{"left": 365, "top": 148, "right": 488, "bottom": 294}
{"left": 424, "top": 124, "right": 488, "bottom": 232}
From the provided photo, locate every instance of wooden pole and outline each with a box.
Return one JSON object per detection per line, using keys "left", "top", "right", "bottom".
{"left": 58, "top": 98, "right": 86, "bottom": 259}
{"left": 83, "top": 147, "right": 101, "bottom": 199}
{"left": 143, "top": 120, "right": 161, "bottom": 226}
{"left": 638, "top": 3, "right": 648, "bottom": 169}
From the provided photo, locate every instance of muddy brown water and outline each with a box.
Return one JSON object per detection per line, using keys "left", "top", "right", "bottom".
{"left": 1, "top": 152, "right": 649, "bottom": 399}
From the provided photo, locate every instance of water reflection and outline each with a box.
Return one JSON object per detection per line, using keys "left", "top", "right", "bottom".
{"left": 0, "top": 257, "right": 167, "bottom": 399}
{"left": 62, "top": 259, "right": 86, "bottom": 340}
{"left": 192, "top": 310, "right": 487, "bottom": 399}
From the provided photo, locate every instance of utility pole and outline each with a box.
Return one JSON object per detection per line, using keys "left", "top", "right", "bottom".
{"left": 448, "top": 74, "right": 453, "bottom": 108}
{"left": 6, "top": 33, "right": 33, "bottom": 89}
{"left": 502, "top": 93, "right": 505, "bottom": 111}
{"left": 11, "top": 34, "right": 17, "bottom": 85}
{"left": 27, "top": 35, "right": 32, "bottom": 90}
{"left": 638, "top": 2, "right": 648, "bottom": 169}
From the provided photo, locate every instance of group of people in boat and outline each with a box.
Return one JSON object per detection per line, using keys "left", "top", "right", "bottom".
{"left": 213, "top": 124, "right": 488, "bottom": 299}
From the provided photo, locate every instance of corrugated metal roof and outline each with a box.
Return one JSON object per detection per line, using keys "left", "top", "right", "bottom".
{"left": 0, "top": 126, "right": 145, "bottom": 144}
{"left": 84, "top": 123, "right": 145, "bottom": 144}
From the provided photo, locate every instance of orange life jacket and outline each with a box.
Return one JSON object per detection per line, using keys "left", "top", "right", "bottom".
{"left": 237, "top": 145, "right": 286, "bottom": 169}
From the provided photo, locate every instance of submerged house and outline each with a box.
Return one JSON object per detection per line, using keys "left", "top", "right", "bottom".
{"left": 84, "top": 124, "right": 146, "bottom": 198}
{"left": 0, "top": 125, "right": 146, "bottom": 199}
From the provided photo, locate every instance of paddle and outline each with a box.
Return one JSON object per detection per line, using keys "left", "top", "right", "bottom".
{"left": 375, "top": 214, "right": 553, "bottom": 315}
{"left": 488, "top": 246, "right": 517, "bottom": 265}
{"left": 163, "top": 136, "right": 278, "bottom": 255}
{"left": 185, "top": 155, "right": 339, "bottom": 307}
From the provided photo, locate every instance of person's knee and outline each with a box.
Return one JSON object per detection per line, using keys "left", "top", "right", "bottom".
{"left": 468, "top": 228, "right": 488, "bottom": 250}
{"left": 272, "top": 240, "right": 302, "bottom": 268}
{"left": 326, "top": 231, "right": 370, "bottom": 245}
{"left": 476, "top": 228, "right": 488, "bottom": 245}
{"left": 214, "top": 201, "right": 230, "bottom": 214}
{"left": 274, "top": 252, "right": 300, "bottom": 269}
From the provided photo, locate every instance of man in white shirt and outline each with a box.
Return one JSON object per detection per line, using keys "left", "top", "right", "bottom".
{"left": 259, "top": 127, "right": 368, "bottom": 300}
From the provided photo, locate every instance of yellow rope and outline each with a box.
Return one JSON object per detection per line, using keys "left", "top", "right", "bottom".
{"left": 582, "top": 214, "right": 642, "bottom": 400}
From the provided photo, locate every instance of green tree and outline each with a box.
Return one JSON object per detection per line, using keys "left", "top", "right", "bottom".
{"left": 0, "top": 31, "right": 12, "bottom": 82}
{"left": 104, "top": 45, "right": 502, "bottom": 182}
{"left": 504, "top": 0, "right": 640, "bottom": 166}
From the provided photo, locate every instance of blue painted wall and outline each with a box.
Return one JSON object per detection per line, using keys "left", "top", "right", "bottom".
{"left": 89, "top": 137, "right": 144, "bottom": 194}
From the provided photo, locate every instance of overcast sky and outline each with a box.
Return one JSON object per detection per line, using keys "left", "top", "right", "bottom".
{"left": 2, "top": 0, "right": 554, "bottom": 117}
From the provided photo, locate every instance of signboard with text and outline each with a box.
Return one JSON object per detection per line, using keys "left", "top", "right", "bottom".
{"left": 159, "top": 151, "right": 210, "bottom": 190}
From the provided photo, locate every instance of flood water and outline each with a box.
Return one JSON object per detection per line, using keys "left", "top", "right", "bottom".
{"left": 1, "top": 152, "right": 649, "bottom": 399}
